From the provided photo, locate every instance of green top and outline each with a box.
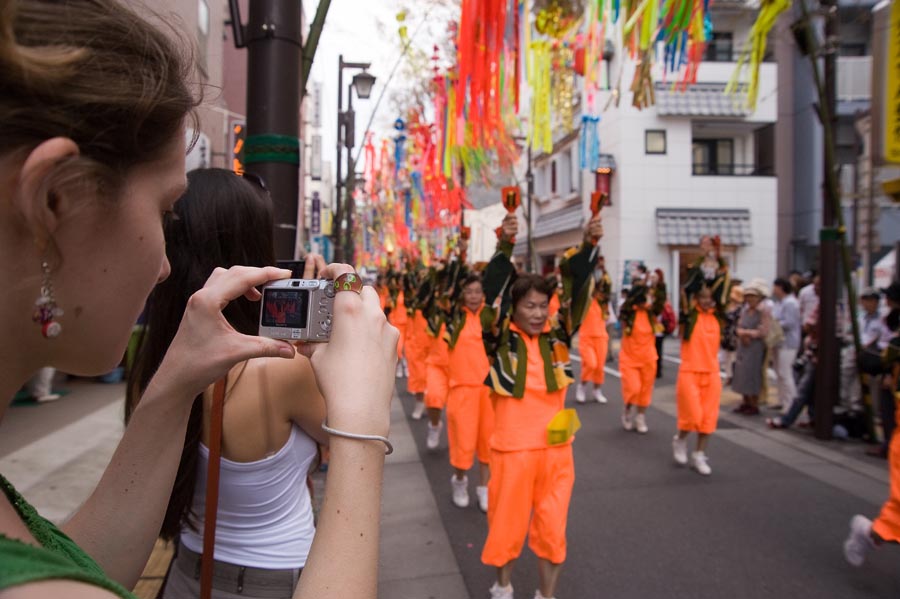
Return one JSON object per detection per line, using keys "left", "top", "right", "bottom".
{"left": 0, "top": 475, "right": 136, "bottom": 598}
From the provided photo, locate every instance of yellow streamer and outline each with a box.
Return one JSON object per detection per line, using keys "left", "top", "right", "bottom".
{"left": 726, "top": 0, "right": 791, "bottom": 110}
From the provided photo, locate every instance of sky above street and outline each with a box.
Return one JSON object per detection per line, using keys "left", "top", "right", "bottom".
{"left": 303, "top": 0, "right": 457, "bottom": 178}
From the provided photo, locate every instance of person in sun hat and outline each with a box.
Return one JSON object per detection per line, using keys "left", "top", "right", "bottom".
{"left": 731, "top": 278, "right": 772, "bottom": 415}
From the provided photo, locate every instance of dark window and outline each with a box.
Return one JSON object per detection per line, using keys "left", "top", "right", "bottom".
{"left": 692, "top": 139, "right": 734, "bottom": 175}
{"left": 551, "top": 161, "right": 557, "bottom": 193}
{"left": 754, "top": 124, "right": 776, "bottom": 176}
{"left": 645, "top": 130, "right": 667, "bottom": 154}
{"left": 839, "top": 43, "right": 866, "bottom": 57}
{"left": 705, "top": 32, "right": 733, "bottom": 62}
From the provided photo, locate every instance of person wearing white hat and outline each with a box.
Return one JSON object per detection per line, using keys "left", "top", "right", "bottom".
{"left": 731, "top": 278, "right": 772, "bottom": 415}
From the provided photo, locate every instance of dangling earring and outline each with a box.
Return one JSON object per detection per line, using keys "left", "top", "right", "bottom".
{"left": 32, "top": 258, "right": 63, "bottom": 339}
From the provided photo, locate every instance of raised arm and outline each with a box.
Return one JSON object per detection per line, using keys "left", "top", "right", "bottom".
{"left": 62, "top": 266, "right": 299, "bottom": 588}
{"left": 557, "top": 216, "right": 603, "bottom": 338}
{"left": 480, "top": 215, "right": 518, "bottom": 338}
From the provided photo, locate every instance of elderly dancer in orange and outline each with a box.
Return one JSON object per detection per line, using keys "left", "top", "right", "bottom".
{"left": 576, "top": 255, "right": 612, "bottom": 404}
{"left": 481, "top": 213, "right": 602, "bottom": 599}
{"left": 618, "top": 273, "right": 666, "bottom": 434}
{"left": 444, "top": 271, "right": 494, "bottom": 511}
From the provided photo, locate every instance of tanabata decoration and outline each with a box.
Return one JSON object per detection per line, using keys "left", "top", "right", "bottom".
{"left": 579, "top": 115, "right": 600, "bottom": 171}
{"left": 726, "top": 0, "right": 791, "bottom": 110}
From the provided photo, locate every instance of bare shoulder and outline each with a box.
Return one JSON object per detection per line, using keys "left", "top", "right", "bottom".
{"left": 0, "top": 581, "right": 120, "bottom": 599}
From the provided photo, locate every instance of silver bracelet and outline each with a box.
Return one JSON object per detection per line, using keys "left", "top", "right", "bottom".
{"left": 322, "top": 421, "right": 393, "bottom": 455}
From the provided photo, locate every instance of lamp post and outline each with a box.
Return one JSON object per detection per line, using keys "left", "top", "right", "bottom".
{"left": 334, "top": 56, "right": 375, "bottom": 263}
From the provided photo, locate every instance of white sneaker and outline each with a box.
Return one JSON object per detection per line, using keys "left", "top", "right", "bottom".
{"left": 690, "top": 451, "right": 712, "bottom": 476}
{"left": 534, "top": 591, "right": 556, "bottom": 599}
{"left": 621, "top": 407, "right": 634, "bottom": 431}
{"left": 35, "top": 393, "right": 61, "bottom": 403}
{"left": 402, "top": 359, "right": 409, "bottom": 377}
{"left": 426, "top": 421, "right": 443, "bottom": 450}
{"left": 593, "top": 387, "right": 608, "bottom": 404}
{"left": 635, "top": 413, "right": 648, "bottom": 434}
{"left": 411, "top": 401, "right": 426, "bottom": 420}
{"left": 476, "top": 485, "right": 489, "bottom": 513}
{"left": 672, "top": 435, "right": 688, "bottom": 465}
{"left": 575, "top": 382, "right": 587, "bottom": 403}
{"left": 489, "top": 582, "right": 514, "bottom": 599}
{"left": 395, "top": 361, "right": 404, "bottom": 378}
{"left": 451, "top": 475, "right": 469, "bottom": 508}
{"left": 844, "top": 515, "right": 876, "bottom": 567}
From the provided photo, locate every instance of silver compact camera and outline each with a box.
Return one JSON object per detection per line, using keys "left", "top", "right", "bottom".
{"left": 259, "top": 279, "right": 335, "bottom": 342}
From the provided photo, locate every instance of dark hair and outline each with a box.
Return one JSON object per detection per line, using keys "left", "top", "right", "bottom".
{"left": 510, "top": 274, "right": 555, "bottom": 308}
{"left": 1, "top": 0, "right": 198, "bottom": 200}
{"left": 773, "top": 277, "right": 793, "bottom": 295}
{"left": 887, "top": 309, "right": 900, "bottom": 332}
{"left": 636, "top": 264, "right": 648, "bottom": 274}
{"left": 126, "top": 168, "right": 274, "bottom": 540}
{"left": 462, "top": 272, "right": 482, "bottom": 288}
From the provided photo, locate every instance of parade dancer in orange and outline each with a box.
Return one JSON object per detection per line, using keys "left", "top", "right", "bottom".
{"left": 387, "top": 271, "right": 409, "bottom": 378}
{"left": 673, "top": 236, "right": 730, "bottom": 474}
{"left": 445, "top": 272, "right": 494, "bottom": 511}
{"left": 403, "top": 265, "right": 430, "bottom": 419}
{"left": 576, "top": 256, "right": 612, "bottom": 404}
{"left": 422, "top": 264, "right": 452, "bottom": 450}
{"left": 844, "top": 310, "right": 900, "bottom": 566}
{"left": 618, "top": 273, "right": 666, "bottom": 434}
{"left": 481, "top": 214, "right": 602, "bottom": 599}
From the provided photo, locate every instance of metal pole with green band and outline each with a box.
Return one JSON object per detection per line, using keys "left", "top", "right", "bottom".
{"left": 245, "top": 0, "right": 303, "bottom": 260}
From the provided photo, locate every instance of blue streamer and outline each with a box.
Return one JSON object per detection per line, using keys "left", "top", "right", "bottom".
{"left": 579, "top": 115, "right": 601, "bottom": 171}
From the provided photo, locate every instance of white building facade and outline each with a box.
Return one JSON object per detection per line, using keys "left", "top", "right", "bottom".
{"left": 514, "top": 0, "right": 778, "bottom": 309}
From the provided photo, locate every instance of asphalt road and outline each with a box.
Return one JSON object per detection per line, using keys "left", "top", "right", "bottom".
{"left": 396, "top": 353, "right": 900, "bottom": 599}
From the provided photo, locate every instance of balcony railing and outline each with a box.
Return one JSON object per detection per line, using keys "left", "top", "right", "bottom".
{"left": 692, "top": 163, "right": 775, "bottom": 176}
{"left": 837, "top": 56, "right": 872, "bottom": 102}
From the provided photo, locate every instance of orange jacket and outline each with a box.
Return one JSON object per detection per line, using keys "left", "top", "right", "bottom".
{"left": 680, "top": 308, "right": 720, "bottom": 373}
{"left": 619, "top": 307, "right": 657, "bottom": 367}
{"left": 490, "top": 323, "right": 568, "bottom": 452}
{"left": 448, "top": 306, "right": 490, "bottom": 387}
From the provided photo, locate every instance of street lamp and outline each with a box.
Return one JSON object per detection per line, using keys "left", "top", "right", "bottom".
{"left": 334, "top": 56, "right": 375, "bottom": 263}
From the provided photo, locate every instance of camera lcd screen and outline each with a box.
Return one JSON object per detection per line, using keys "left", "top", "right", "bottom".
{"left": 262, "top": 289, "right": 309, "bottom": 328}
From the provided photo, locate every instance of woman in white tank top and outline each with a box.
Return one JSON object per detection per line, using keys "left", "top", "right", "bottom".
{"left": 128, "top": 169, "right": 329, "bottom": 598}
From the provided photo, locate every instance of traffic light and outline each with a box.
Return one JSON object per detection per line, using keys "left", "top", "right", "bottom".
{"left": 230, "top": 121, "right": 246, "bottom": 175}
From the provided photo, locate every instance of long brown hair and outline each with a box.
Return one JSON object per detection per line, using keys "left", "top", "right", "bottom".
{"left": 1, "top": 0, "right": 198, "bottom": 204}
{"left": 127, "top": 169, "right": 275, "bottom": 541}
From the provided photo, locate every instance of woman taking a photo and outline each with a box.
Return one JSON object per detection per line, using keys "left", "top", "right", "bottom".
{"left": 0, "top": 2, "right": 397, "bottom": 598}
{"left": 128, "top": 169, "right": 329, "bottom": 598}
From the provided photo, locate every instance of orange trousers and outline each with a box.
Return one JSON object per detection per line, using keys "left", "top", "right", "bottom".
{"left": 620, "top": 361, "right": 656, "bottom": 407}
{"left": 873, "top": 400, "right": 900, "bottom": 542}
{"left": 579, "top": 334, "right": 608, "bottom": 385}
{"left": 676, "top": 371, "right": 722, "bottom": 434}
{"left": 405, "top": 338, "right": 428, "bottom": 395}
{"left": 481, "top": 445, "right": 574, "bottom": 567}
{"left": 446, "top": 385, "right": 494, "bottom": 470}
{"left": 425, "top": 363, "right": 450, "bottom": 410}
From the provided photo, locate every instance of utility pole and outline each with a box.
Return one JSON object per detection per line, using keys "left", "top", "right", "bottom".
{"left": 813, "top": 0, "right": 839, "bottom": 440}
{"left": 228, "top": 0, "right": 331, "bottom": 260}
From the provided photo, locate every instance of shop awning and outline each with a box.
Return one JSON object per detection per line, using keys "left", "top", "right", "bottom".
{"left": 655, "top": 208, "right": 752, "bottom": 246}
{"left": 655, "top": 82, "right": 751, "bottom": 117}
